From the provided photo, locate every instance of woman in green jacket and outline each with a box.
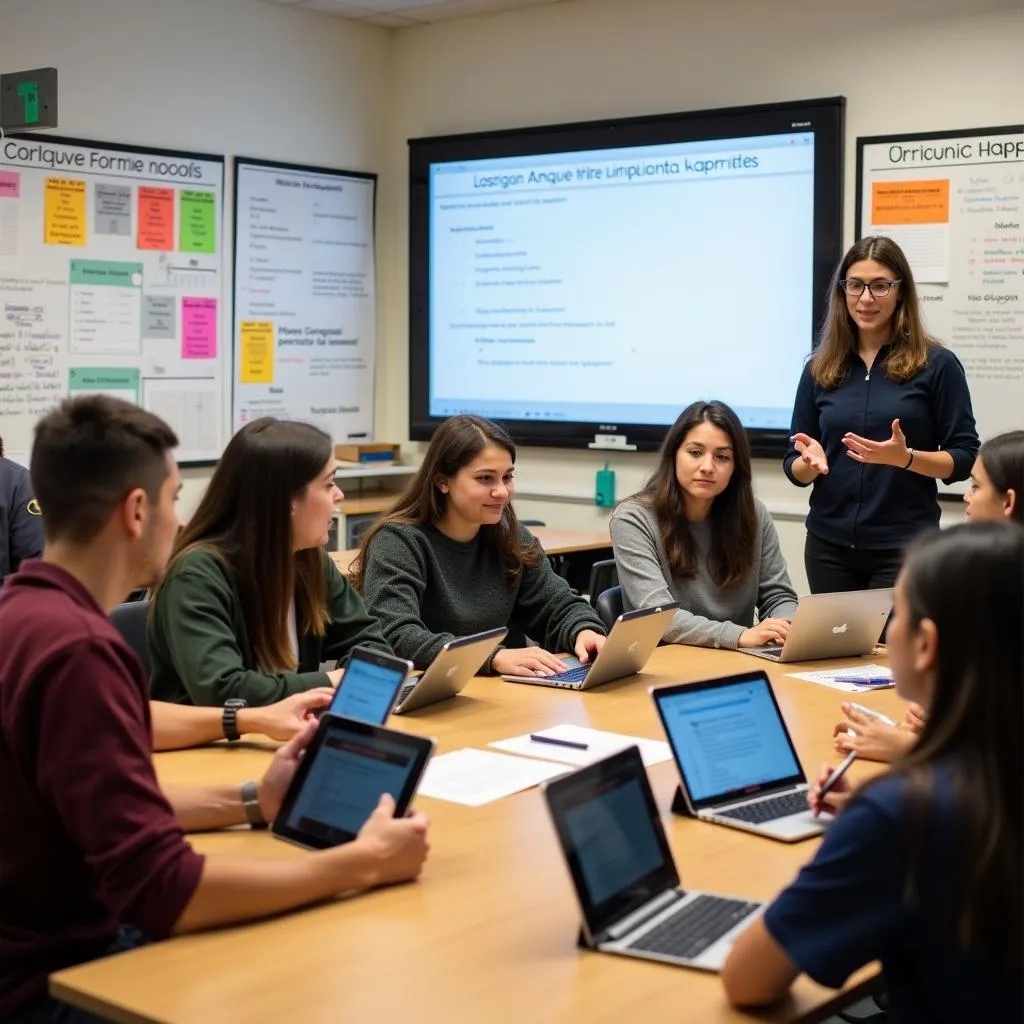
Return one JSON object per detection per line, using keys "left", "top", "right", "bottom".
{"left": 149, "top": 418, "right": 390, "bottom": 706}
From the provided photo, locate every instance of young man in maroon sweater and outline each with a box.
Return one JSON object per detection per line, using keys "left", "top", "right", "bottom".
{"left": 0, "top": 396, "right": 431, "bottom": 1024}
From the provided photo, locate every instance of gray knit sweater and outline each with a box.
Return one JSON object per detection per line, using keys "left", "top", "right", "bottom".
{"left": 610, "top": 496, "right": 798, "bottom": 649}
{"left": 362, "top": 522, "right": 607, "bottom": 669}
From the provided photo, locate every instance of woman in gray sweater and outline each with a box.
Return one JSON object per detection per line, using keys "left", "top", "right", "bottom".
{"left": 353, "top": 415, "right": 606, "bottom": 675}
{"left": 611, "top": 400, "right": 798, "bottom": 650}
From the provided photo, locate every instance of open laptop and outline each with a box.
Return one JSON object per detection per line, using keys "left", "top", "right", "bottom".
{"left": 651, "top": 671, "right": 827, "bottom": 842}
{"left": 543, "top": 745, "right": 763, "bottom": 971}
{"left": 742, "top": 588, "right": 892, "bottom": 663}
{"left": 392, "top": 627, "right": 507, "bottom": 714}
{"left": 501, "top": 603, "right": 677, "bottom": 691}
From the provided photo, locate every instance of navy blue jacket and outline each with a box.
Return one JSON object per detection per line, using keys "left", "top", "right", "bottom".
{"left": 784, "top": 344, "right": 978, "bottom": 550}
{"left": 0, "top": 458, "right": 45, "bottom": 585}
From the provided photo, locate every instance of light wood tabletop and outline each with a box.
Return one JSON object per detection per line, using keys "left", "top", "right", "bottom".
{"left": 52, "top": 646, "right": 903, "bottom": 1024}
{"left": 330, "top": 525, "right": 612, "bottom": 575}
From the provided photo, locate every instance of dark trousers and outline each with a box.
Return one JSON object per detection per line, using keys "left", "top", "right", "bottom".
{"left": 804, "top": 532, "right": 903, "bottom": 595}
{"left": 2, "top": 929, "right": 149, "bottom": 1024}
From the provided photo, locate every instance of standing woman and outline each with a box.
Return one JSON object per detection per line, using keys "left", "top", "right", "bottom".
{"left": 0, "top": 435, "right": 45, "bottom": 587}
{"left": 785, "top": 236, "right": 979, "bottom": 593}
{"left": 149, "top": 418, "right": 390, "bottom": 706}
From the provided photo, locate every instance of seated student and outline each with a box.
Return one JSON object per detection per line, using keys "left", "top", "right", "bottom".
{"left": 149, "top": 417, "right": 390, "bottom": 707}
{"left": 832, "top": 429, "right": 1024, "bottom": 763}
{"left": 722, "top": 521, "right": 1023, "bottom": 1023}
{"left": 353, "top": 414, "right": 606, "bottom": 677}
{"left": 0, "top": 397, "right": 429, "bottom": 1024}
{"left": 0, "top": 434, "right": 44, "bottom": 588}
{"left": 150, "top": 687, "right": 334, "bottom": 751}
{"left": 610, "top": 400, "right": 798, "bottom": 649}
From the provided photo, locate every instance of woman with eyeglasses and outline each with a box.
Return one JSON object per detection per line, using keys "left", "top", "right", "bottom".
{"left": 784, "top": 236, "right": 979, "bottom": 593}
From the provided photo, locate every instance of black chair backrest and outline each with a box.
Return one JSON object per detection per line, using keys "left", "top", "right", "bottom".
{"left": 110, "top": 599, "right": 152, "bottom": 680}
{"left": 587, "top": 558, "right": 618, "bottom": 608}
{"left": 520, "top": 519, "right": 546, "bottom": 527}
{"left": 595, "top": 585, "right": 624, "bottom": 632}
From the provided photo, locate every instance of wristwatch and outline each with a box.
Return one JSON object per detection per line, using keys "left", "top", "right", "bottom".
{"left": 222, "top": 698, "right": 247, "bottom": 742}
{"left": 241, "top": 779, "right": 268, "bottom": 829}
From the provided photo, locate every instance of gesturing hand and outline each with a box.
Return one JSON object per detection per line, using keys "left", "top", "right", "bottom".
{"left": 843, "top": 419, "right": 911, "bottom": 468}
{"left": 791, "top": 433, "right": 829, "bottom": 475}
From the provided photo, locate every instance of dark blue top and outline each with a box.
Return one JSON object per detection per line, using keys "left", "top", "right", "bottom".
{"left": 0, "top": 458, "right": 44, "bottom": 586}
{"left": 783, "top": 345, "right": 978, "bottom": 549}
{"left": 764, "top": 769, "right": 1021, "bottom": 1024}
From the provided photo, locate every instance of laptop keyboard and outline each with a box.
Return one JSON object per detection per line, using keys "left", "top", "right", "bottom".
{"left": 717, "top": 791, "right": 808, "bottom": 824}
{"left": 546, "top": 664, "right": 590, "bottom": 683}
{"left": 396, "top": 681, "right": 417, "bottom": 704}
{"left": 753, "top": 646, "right": 782, "bottom": 661}
{"left": 628, "top": 894, "right": 759, "bottom": 960}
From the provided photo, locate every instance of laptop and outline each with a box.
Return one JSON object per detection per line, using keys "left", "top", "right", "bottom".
{"left": 742, "top": 588, "right": 893, "bottom": 663}
{"left": 651, "top": 671, "right": 827, "bottom": 842}
{"left": 392, "top": 627, "right": 507, "bottom": 714}
{"left": 543, "top": 745, "right": 763, "bottom": 971}
{"left": 500, "top": 603, "right": 677, "bottom": 691}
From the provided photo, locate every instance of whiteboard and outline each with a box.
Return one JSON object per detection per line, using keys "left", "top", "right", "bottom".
{"left": 857, "top": 124, "right": 1024, "bottom": 493}
{"left": 232, "top": 157, "right": 377, "bottom": 441}
{"left": 0, "top": 134, "right": 227, "bottom": 465}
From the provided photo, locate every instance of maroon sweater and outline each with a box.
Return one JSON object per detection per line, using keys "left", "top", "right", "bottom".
{"left": 0, "top": 562, "right": 205, "bottom": 1015}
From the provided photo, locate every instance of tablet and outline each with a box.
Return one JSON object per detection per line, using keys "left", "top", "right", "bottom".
{"left": 324, "top": 646, "right": 413, "bottom": 725}
{"left": 272, "top": 714, "right": 435, "bottom": 850}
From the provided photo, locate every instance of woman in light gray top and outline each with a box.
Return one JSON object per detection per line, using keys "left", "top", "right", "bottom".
{"left": 611, "top": 400, "right": 798, "bottom": 650}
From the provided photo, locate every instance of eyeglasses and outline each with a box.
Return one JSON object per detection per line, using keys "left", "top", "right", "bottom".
{"left": 839, "top": 278, "right": 902, "bottom": 298}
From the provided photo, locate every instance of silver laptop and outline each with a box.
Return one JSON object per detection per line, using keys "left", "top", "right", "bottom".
{"left": 501, "top": 603, "right": 677, "bottom": 691}
{"left": 651, "top": 671, "right": 827, "bottom": 842}
{"left": 543, "top": 746, "right": 763, "bottom": 971}
{"left": 391, "top": 628, "right": 507, "bottom": 714}
{"left": 743, "top": 588, "right": 892, "bottom": 663}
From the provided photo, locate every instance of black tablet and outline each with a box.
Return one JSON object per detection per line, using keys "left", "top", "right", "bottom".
{"left": 272, "top": 714, "right": 435, "bottom": 850}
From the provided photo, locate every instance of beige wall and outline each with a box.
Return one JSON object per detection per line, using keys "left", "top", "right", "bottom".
{"left": 380, "top": 0, "right": 1022, "bottom": 590}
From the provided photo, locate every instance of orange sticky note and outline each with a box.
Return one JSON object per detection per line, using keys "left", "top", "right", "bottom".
{"left": 871, "top": 180, "right": 950, "bottom": 226}
{"left": 44, "top": 178, "right": 86, "bottom": 246}
{"left": 137, "top": 186, "right": 175, "bottom": 250}
{"left": 240, "top": 321, "right": 274, "bottom": 383}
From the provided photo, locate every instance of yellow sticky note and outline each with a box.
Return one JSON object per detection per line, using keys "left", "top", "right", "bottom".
{"left": 240, "top": 321, "right": 274, "bottom": 383}
{"left": 44, "top": 178, "right": 87, "bottom": 246}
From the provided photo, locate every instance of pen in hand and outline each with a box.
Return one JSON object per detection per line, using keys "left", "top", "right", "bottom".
{"left": 530, "top": 734, "right": 589, "bottom": 751}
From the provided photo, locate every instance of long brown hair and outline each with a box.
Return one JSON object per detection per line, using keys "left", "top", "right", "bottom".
{"left": 634, "top": 400, "right": 756, "bottom": 589}
{"left": 351, "top": 415, "right": 540, "bottom": 591}
{"left": 812, "top": 235, "right": 936, "bottom": 388}
{"left": 978, "top": 430, "right": 1024, "bottom": 524}
{"left": 156, "top": 418, "right": 333, "bottom": 672}
{"left": 884, "top": 522, "right": 1022, "bottom": 968}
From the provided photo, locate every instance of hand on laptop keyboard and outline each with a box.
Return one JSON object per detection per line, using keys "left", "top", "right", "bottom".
{"left": 492, "top": 647, "right": 566, "bottom": 677}
{"left": 738, "top": 618, "right": 791, "bottom": 649}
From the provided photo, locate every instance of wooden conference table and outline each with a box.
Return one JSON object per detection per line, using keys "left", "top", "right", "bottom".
{"left": 330, "top": 525, "right": 613, "bottom": 576}
{"left": 52, "top": 645, "right": 902, "bottom": 1024}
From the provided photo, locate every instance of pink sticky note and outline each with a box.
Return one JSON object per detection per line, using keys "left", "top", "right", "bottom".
{"left": 181, "top": 297, "right": 217, "bottom": 359}
{"left": 0, "top": 172, "right": 20, "bottom": 199}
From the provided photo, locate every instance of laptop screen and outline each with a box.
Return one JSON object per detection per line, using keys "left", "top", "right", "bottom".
{"left": 654, "top": 673, "right": 805, "bottom": 808}
{"left": 544, "top": 746, "right": 678, "bottom": 941}
{"left": 330, "top": 654, "right": 407, "bottom": 725}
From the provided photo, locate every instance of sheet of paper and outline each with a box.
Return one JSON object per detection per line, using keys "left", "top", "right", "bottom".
{"left": 417, "top": 748, "right": 568, "bottom": 807}
{"left": 870, "top": 179, "right": 951, "bottom": 283}
{"left": 787, "top": 664, "right": 894, "bottom": 693}
{"left": 490, "top": 724, "right": 672, "bottom": 768}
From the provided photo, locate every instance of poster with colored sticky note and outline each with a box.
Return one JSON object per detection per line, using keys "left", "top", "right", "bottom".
{"left": 182, "top": 297, "right": 217, "bottom": 358}
{"left": 137, "top": 186, "right": 174, "bottom": 250}
{"left": 44, "top": 178, "right": 86, "bottom": 245}
{"left": 239, "top": 321, "right": 274, "bottom": 383}
{"left": 180, "top": 190, "right": 217, "bottom": 253}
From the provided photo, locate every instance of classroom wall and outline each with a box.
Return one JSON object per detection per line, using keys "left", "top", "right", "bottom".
{"left": 382, "top": 0, "right": 1023, "bottom": 592}
{"left": 0, "top": 0, "right": 391, "bottom": 518}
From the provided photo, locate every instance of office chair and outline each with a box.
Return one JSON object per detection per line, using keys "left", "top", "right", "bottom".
{"left": 110, "top": 599, "right": 152, "bottom": 680}
{"left": 586, "top": 559, "right": 618, "bottom": 608}
{"left": 595, "top": 585, "right": 624, "bottom": 631}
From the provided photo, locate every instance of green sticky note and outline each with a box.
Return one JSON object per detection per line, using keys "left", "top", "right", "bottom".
{"left": 68, "top": 367, "right": 141, "bottom": 404}
{"left": 179, "top": 190, "right": 217, "bottom": 253}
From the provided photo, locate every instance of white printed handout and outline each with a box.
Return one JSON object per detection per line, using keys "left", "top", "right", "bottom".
{"left": 490, "top": 724, "right": 672, "bottom": 768}
{"left": 417, "top": 748, "right": 568, "bottom": 807}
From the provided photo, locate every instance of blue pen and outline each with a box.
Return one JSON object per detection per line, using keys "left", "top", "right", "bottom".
{"left": 833, "top": 675, "right": 893, "bottom": 687}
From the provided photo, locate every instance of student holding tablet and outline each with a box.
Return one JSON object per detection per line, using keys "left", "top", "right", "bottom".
{"left": 0, "top": 434, "right": 44, "bottom": 588}
{"left": 149, "top": 418, "right": 390, "bottom": 707}
{"left": 785, "top": 236, "right": 979, "bottom": 593}
{"left": 722, "top": 521, "right": 1023, "bottom": 1021}
{"left": 611, "top": 400, "right": 798, "bottom": 649}
{"left": 354, "top": 415, "right": 606, "bottom": 675}
{"left": 0, "top": 397, "right": 429, "bottom": 1024}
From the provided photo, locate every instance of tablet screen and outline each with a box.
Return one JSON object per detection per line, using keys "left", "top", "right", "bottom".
{"left": 330, "top": 654, "right": 408, "bottom": 725}
{"left": 277, "top": 718, "right": 431, "bottom": 848}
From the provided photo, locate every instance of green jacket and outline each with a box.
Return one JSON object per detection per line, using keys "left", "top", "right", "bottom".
{"left": 148, "top": 548, "right": 390, "bottom": 706}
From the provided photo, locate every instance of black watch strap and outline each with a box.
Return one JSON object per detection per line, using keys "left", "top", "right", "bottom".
{"left": 222, "top": 699, "right": 246, "bottom": 742}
